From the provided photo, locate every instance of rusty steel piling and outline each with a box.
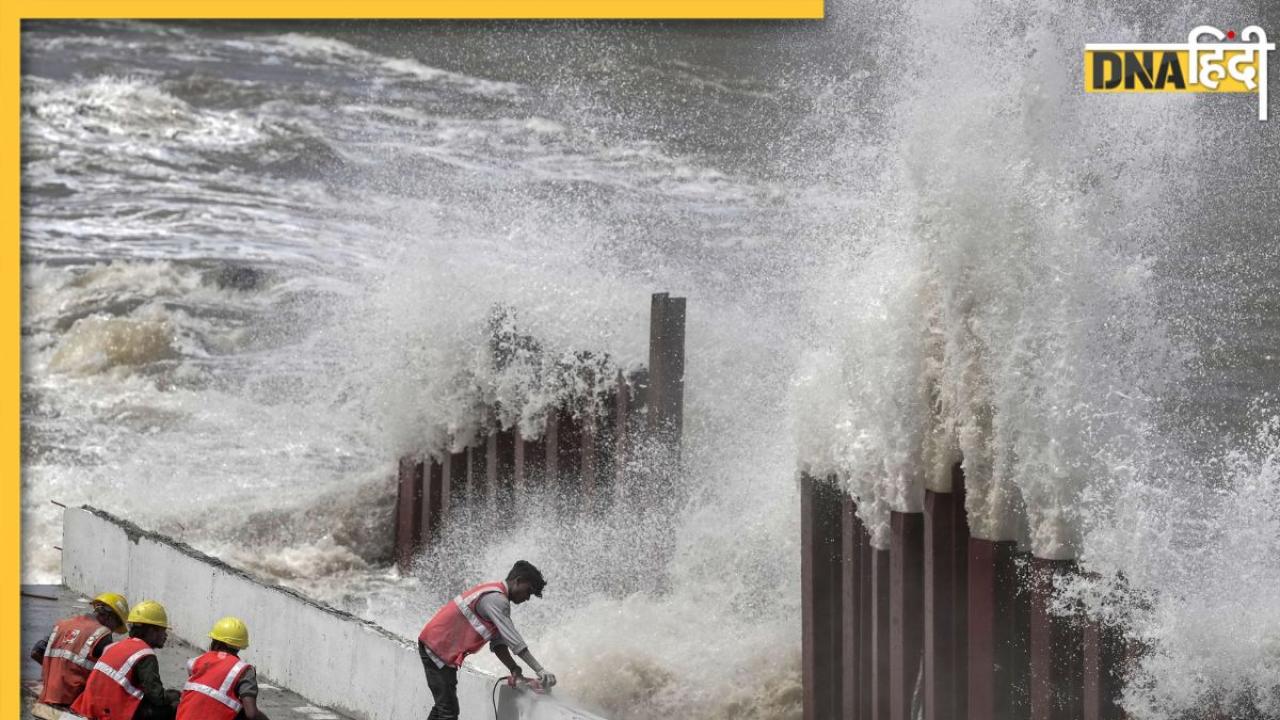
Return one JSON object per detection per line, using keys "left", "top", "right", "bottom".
{"left": 889, "top": 510, "right": 925, "bottom": 720}
{"left": 391, "top": 293, "right": 685, "bottom": 573}
{"left": 801, "top": 472, "right": 845, "bottom": 720}
{"left": 394, "top": 457, "right": 424, "bottom": 571}
{"left": 841, "top": 495, "right": 864, "bottom": 720}
{"left": 925, "top": 466, "right": 969, "bottom": 720}
{"left": 1031, "top": 558, "right": 1084, "bottom": 720}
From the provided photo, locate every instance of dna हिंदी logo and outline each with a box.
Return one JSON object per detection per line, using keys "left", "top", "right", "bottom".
{"left": 1084, "top": 26, "right": 1274, "bottom": 120}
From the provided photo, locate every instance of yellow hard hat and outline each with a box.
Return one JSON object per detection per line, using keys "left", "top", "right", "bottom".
{"left": 92, "top": 592, "right": 130, "bottom": 632}
{"left": 127, "top": 600, "right": 170, "bottom": 629}
{"left": 208, "top": 616, "right": 249, "bottom": 649}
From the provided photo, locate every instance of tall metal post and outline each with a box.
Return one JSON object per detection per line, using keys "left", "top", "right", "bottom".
{"left": 488, "top": 429, "right": 516, "bottom": 518}
{"left": 872, "top": 545, "right": 892, "bottom": 720}
{"left": 925, "top": 462, "right": 969, "bottom": 720}
{"left": 1083, "top": 616, "right": 1126, "bottom": 720}
{"left": 1030, "top": 558, "right": 1083, "bottom": 720}
{"left": 395, "top": 456, "right": 424, "bottom": 572}
{"left": 968, "top": 539, "right": 1031, "bottom": 720}
{"left": 647, "top": 293, "right": 686, "bottom": 457}
{"left": 445, "top": 451, "right": 467, "bottom": 515}
{"left": 801, "top": 473, "right": 845, "bottom": 720}
{"left": 890, "top": 511, "right": 925, "bottom": 720}
{"left": 842, "top": 495, "right": 869, "bottom": 719}
{"left": 422, "top": 458, "right": 444, "bottom": 548}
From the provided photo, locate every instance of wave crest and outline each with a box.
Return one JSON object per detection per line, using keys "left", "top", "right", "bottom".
{"left": 50, "top": 315, "right": 177, "bottom": 375}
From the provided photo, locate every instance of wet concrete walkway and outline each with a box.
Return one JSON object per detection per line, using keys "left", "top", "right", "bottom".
{"left": 21, "top": 585, "right": 351, "bottom": 720}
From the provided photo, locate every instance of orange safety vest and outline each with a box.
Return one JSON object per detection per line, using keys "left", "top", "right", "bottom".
{"left": 175, "top": 651, "right": 251, "bottom": 720}
{"left": 70, "top": 637, "right": 156, "bottom": 720}
{"left": 418, "top": 581, "right": 508, "bottom": 668}
{"left": 38, "top": 614, "right": 113, "bottom": 706}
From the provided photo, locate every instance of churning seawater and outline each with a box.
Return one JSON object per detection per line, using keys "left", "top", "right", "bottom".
{"left": 19, "top": 5, "right": 1280, "bottom": 719}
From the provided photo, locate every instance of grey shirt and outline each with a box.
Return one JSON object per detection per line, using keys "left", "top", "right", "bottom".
{"left": 476, "top": 589, "right": 528, "bottom": 655}
{"left": 423, "top": 582, "right": 527, "bottom": 668}
{"left": 236, "top": 665, "right": 259, "bottom": 698}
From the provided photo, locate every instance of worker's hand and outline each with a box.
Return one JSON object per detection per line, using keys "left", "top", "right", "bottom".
{"left": 537, "top": 670, "right": 557, "bottom": 689}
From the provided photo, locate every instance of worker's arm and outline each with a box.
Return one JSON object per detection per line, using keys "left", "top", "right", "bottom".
{"left": 237, "top": 665, "right": 270, "bottom": 720}
{"left": 90, "top": 634, "right": 111, "bottom": 661}
{"left": 242, "top": 695, "right": 271, "bottom": 720}
{"left": 516, "top": 648, "right": 546, "bottom": 675}
{"left": 30, "top": 638, "right": 48, "bottom": 665}
{"left": 491, "top": 645, "right": 523, "bottom": 677}
{"left": 476, "top": 593, "right": 556, "bottom": 687}
{"left": 497, "top": 644, "right": 556, "bottom": 688}
{"left": 475, "top": 594, "right": 529, "bottom": 655}
{"left": 131, "top": 654, "right": 174, "bottom": 709}
{"left": 518, "top": 649, "right": 557, "bottom": 688}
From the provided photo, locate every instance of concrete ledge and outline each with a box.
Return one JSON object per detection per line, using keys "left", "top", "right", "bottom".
{"left": 62, "top": 506, "right": 605, "bottom": 720}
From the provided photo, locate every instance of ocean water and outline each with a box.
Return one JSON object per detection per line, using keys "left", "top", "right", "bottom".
{"left": 19, "top": 5, "right": 1280, "bottom": 719}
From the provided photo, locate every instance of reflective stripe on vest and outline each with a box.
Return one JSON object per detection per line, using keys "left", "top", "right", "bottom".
{"left": 45, "top": 625, "right": 110, "bottom": 670}
{"left": 178, "top": 652, "right": 251, "bottom": 720}
{"left": 91, "top": 646, "right": 155, "bottom": 699}
{"left": 71, "top": 638, "right": 155, "bottom": 720}
{"left": 182, "top": 659, "right": 247, "bottom": 713}
{"left": 39, "top": 616, "right": 113, "bottom": 706}
{"left": 453, "top": 592, "right": 494, "bottom": 641}
{"left": 419, "top": 580, "right": 508, "bottom": 667}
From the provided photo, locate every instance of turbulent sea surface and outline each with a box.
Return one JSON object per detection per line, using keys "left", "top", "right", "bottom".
{"left": 20, "top": 7, "right": 1280, "bottom": 719}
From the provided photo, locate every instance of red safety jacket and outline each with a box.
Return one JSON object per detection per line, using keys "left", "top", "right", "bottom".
{"left": 38, "top": 614, "right": 113, "bottom": 706}
{"left": 419, "top": 581, "right": 508, "bottom": 668}
{"left": 71, "top": 637, "right": 155, "bottom": 720}
{"left": 176, "top": 651, "right": 251, "bottom": 720}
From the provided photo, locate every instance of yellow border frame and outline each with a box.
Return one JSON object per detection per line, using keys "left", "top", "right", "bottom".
{"left": 5, "top": 10, "right": 19, "bottom": 716}
{"left": 11, "top": 0, "right": 822, "bottom": 20}
{"left": 4, "top": 1, "right": 820, "bottom": 714}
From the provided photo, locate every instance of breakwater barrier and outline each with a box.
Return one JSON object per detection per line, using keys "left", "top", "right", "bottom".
{"left": 392, "top": 292, "right": 687, "bottom": 572}
{"left": 60, "top": 505, "right": 607, "bottom": 720}
{"left": 800, "top": 468, "right": 1131, "bottom": 720}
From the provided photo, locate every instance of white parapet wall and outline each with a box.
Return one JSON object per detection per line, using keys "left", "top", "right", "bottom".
{"left": 61, "top": 506, "right": 605, "bottom": 720}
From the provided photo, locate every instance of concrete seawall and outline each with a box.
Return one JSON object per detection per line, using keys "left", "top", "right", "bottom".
{"left": 62, "top": 506, "right": 605, "bottom": 720}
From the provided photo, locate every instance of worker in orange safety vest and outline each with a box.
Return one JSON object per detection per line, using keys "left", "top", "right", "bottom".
{"left": 71, "top": 600, "right": 180, "bottom": 720}
{"left": 417, "top": 560, "right": 556, "bottom": 720}
{"left": 30, "top": 592, "right": 130, "bottom": 708}
{"left": 175, "top": 616, "right": 270, "bottom": 720}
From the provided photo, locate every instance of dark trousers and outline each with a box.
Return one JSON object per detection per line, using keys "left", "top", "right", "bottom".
{"left": 134, "top": 701, "right": 177, "bottom": 720}
{"left": 419, "top": 641, "right": 459, "bottom": 720}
